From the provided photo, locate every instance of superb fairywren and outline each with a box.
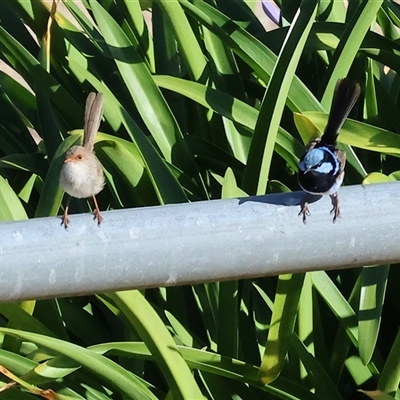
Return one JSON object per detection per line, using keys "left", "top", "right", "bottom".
{"left": 298, "top": 78, "right": 361, "bottom": 223}
{"left": 59, "top": 92, "right": 105, "bottom": 229}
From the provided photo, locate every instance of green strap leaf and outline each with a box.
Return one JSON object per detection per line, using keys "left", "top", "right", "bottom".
{"left": 259, "top": 273, "right": 305, "bottom": 384}
{"left": 107, "top": 291, "right": 205, "bottom": 400}
{"left": 243, "top": 0, "right": 317, "bottom": 195}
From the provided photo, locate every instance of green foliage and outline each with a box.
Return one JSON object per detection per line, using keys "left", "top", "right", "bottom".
{"left": 1, "top": 0, "right": 400, "bottom": 399}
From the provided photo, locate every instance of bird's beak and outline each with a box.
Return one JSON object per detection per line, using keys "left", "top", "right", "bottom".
{"left": 303, "top": 167, "right": 312, "bottom": 174}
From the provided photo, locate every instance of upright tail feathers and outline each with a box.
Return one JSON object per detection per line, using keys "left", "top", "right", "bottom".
{"left": 321, "top": 78, "right": 361, "bottom": 145}
{"left": 83, "top": 92, "right": 104, "bottom": 152}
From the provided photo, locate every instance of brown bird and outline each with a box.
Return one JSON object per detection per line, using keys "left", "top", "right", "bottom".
{"left": 59, "top": 92, "right": 105, "bottom": 228}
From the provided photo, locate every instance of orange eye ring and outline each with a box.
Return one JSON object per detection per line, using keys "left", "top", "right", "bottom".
{"left": 77, "top": 154, "right": 83, "bottom": 160}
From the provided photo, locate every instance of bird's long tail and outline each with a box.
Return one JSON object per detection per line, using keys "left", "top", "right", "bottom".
{"left": 321, "top": 78, "right": 361, "bottom": 145}
{"left": 83, "top": 92, "right": 104, "bottom": 152}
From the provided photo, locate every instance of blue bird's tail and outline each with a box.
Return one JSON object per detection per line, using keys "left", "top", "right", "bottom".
{"left": 321, "top": 78, "right": 361, "bottom": 145}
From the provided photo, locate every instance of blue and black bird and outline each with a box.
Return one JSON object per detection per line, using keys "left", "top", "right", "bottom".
{"left": 298, "top": 78, "right": 361, "bottom": 223}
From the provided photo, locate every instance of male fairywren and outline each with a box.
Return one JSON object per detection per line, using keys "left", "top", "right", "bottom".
{"left": 298, "top": 78, "right": 361, "bottom": 223}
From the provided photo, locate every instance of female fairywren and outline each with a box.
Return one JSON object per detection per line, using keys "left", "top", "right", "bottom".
{"left": 59, "top": 92, "right": 105, "bottom": 229}
{"left": 298, "top": 78, "right": 361, "bottom": 223}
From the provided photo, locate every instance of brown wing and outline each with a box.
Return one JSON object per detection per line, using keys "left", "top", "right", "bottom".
{"left": 335, "top": 148, "right": 346, "bottom": 174}
{"left": 83, "top": 92, "right": 104, "bottom": 152}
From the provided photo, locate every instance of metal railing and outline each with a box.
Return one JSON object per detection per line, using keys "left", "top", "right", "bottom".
{"left": 1, "top": 182, "right": 399, "bottom": 302}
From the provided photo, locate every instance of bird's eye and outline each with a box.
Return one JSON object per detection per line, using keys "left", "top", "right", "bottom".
{"left": 77, "top": 154, "right": 83, "bottom": 160}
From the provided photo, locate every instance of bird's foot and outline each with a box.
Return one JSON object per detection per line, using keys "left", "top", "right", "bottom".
{"left": 298, "top": 201, "right": 310, "bottom": 224}
{"left": 92, "top": 195, "right": 103, "bottom": 226}
{"left": 93, "top": 208, "right": 103, "bottom": 226}
{"left": 330, "top": 194, "right": 341, "bottom": 222}
{"left": 61, "top": 211, "right": 70, "bottom": 230}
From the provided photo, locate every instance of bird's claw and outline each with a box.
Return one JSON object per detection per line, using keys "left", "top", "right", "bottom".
{"left": 61, "top": 214, "right": 70, "bottom": 230}
{"left": 330, "top": 194, "right": 341, "bottom": 223}
{"left": 299, "top": 202, "right": 310, "bottom": 224}
{"left": 330, "top": 206, "right": 341, "bottom": 222}
{"left": 93, "top": 209, "right": 103, "bottom": 226}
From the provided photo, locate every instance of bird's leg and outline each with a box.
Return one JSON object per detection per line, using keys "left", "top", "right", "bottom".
{"left": 61, "top": 195, "right": 71, "bottom": 229}
{"left": 92, "top": 195, "right": 103, "bottom": 226}
{"left": 330, "top": 193, "right": 341, "bottom": 222}
{"left": 298, "top": 201, "right": 310, "bottom": 224}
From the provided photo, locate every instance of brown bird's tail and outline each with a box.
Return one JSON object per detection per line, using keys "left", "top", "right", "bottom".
{"left": 83, "top": 92, "right": 104, "bottom": 152}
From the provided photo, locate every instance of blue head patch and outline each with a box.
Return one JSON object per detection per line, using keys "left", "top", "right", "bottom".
{"left": 299, "top": 147, "right": 337, "bottom": 174}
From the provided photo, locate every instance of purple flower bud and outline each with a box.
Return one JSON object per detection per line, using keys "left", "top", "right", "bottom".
{"left": 262, "top": 1, "right": 280, "bottom": 25}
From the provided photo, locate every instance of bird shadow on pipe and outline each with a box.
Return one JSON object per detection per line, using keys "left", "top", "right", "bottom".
{"left": 238, "top": 191, "right": 321, "bottom": 208}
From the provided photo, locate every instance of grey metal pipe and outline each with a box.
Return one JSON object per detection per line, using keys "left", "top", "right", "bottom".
{"left": 0, "top": 182, "right": 399, "bottom": 302}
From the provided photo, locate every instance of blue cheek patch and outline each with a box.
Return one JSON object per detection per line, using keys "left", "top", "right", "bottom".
{"left": 315, "top": 162, "right": 333, "bottom": 174}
